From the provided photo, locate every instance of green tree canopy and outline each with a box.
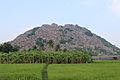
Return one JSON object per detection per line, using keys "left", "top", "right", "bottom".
{"left": 0, "top": 43, "right": 19, "bottom": 53}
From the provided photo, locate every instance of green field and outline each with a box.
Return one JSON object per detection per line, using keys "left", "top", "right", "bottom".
{"left": 0, "top": 60, "right": 120, "bottom": 80}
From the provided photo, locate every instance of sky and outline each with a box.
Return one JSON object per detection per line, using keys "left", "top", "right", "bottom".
{"left": 0, "top": 0, "right": 120, "bottom": 48}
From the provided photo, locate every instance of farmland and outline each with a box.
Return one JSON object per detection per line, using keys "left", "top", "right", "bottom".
{"left": 0, "top": 60, "right": 120, "bottom": 80}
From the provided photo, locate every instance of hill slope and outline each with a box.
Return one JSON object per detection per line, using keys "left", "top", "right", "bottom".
{"left": 10, "top": 23, "right": 120, "bottom": 55}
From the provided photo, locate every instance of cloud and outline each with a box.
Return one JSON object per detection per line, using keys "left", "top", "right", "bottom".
{"left": 111, "top": 0, "right": 120, "bottom": 16}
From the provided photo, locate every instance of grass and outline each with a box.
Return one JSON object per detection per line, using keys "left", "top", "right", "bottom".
{"left": 0, "top": 64, "right": 43, "bottom": 80}
{"left": 0, "top": 60, "right": 120, "bottom": 80}
{"left": 49, "top": 60, "right": 120, "bottom": 80}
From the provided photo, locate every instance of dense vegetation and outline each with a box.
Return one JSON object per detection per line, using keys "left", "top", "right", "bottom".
{"left": 0, "top": 60, "right": 120, "bottom": 80}
{"left": 0, "top": 50, "right": 92, "bottom": 64}
{"left": 0, "top": 39, "right": 92, "bottom": 64}
{"left": 0, "top": 42, "right": 19, "bottom": 53}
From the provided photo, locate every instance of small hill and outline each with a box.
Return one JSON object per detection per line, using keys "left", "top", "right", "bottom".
{"left": 10, "top": 23, "right": 120, "bottom": 55}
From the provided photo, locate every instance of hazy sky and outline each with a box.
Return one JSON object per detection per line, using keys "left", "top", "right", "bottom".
{"left": 0, "top": 0, "right": 120, "bottom": 48}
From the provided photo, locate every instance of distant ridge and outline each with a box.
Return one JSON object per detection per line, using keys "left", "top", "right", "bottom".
{"left": 10, "top": 23, "right": 120, "bottom": 55}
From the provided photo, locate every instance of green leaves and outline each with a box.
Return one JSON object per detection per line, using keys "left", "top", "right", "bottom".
{"left": 36, "top": 38, "right": 46, "bottom": 46}
{"left": 0, "top": 50, "right": 92, "bottom": 64}
{"left": 0, "top": 43, "right": 19, "bottom": 53}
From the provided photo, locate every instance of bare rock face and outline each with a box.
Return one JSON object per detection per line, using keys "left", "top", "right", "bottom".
{"left": 10, "top": 23, "right": 120, "bottom": 55}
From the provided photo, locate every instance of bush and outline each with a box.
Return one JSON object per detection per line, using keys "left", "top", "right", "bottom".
{"left": 36, "top": 38, "right": 46, "bottom": 46}
{"left": 0, "top": 43, "right": 19, "bottom": 53}
{"left": 85, "top": 31, "right": 93, "bottom": 37}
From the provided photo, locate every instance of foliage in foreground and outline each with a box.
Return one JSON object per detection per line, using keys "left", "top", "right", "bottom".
{"left": 0, "top": 50, "right": 92, "bottom": 64}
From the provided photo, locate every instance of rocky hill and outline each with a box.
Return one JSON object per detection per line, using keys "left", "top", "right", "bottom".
{"left": 10, "top": 23, "right": 120, "bottom": 55}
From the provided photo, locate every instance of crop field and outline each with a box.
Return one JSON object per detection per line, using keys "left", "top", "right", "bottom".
{"left": 0, "top": 60, "right": 120, "bottom": 80}
{"left": 0, "top": 64, "right": 42, "bottom": 80}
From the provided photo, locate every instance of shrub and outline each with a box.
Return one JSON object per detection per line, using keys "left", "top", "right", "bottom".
{"left": 36, "top": 38, "right": 46, "bottom": 46}
{"left": 85, "top": 31, "right": 93, "bottom": 37}
{"left": 0, "top": 43, "right": 19, "bottom": 53}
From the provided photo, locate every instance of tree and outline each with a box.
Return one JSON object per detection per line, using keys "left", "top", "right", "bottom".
{"left": 0, "top": 45, "right": 3, "bottom": 51}
{"left": 0, "top": 43, "right": 19, "bottom": 53}
{"left": 47, "top": 40, "right": 54, "bottom": 51}
{"left": 0, "top": 43, "right": 13, "bottom": 53}
{"left": 47, "top": 39, "right": 54, "bottom": 48}
{"left": 36, "top": 38, "right": 46, "bottom": 51}
{"left": 63, "top": 48, "right": 67, "bottom": 52}
{"left": 55, "top": 44, "right": 60, "bottom": 51}
{"left": 12, "top": 45, "right": 20, "bottom": 51}
{"left": 32, "top": 46, "right": 37, "bottom": 50}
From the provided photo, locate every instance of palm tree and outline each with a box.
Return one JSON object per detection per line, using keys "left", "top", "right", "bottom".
{"left": 40, "top": 44, "right": 45, "bottom": 51}
{"left": 47, "top": 39, "right": 54, "bottom": 51}
{"left": 0, "top": 53, "right": 2, "bottom": 64}
{"left": 55, "top": 44, "right": 60, "bottom": 51}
